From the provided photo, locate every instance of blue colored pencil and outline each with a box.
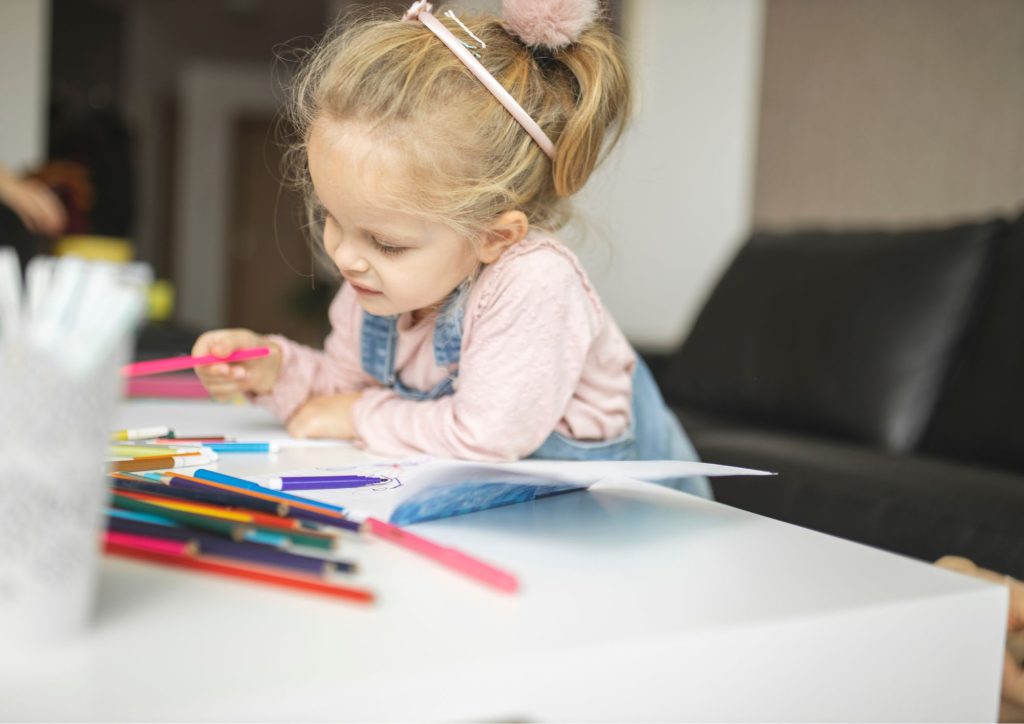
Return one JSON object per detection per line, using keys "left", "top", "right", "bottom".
{"left": 163, "top": 475, "right": 289, "bottom": 514}
{"left": 192, "top": 468, "right": 348, "bottom": 514}
{"left": 107, "top": 507, "right": 181, "bottom": 528}
{"left": 203, "top": 442, "right": 277, "bottom": 453}
{"left": 167, "top": 473, "right": 362, "bottom": 532}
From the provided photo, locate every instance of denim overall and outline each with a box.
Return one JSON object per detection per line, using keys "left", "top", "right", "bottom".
{"left": 361, "top": 295, "right": 712, "bottom": 524}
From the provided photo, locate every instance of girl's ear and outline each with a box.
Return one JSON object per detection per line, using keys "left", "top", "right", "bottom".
{"left": 476, "top": 210, "right": 529, "bottom": 264}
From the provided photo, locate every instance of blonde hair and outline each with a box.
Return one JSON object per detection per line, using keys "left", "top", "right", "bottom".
{"left": 283, "top": 4, "right": 631, "bottom": 263}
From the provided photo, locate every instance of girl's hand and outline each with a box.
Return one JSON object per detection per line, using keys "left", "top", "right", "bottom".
{"left": 191, "top": 329, "right": 282, "bottom": 401}
{"left": 286, "top": 393, "right": 361, "bottom": 440}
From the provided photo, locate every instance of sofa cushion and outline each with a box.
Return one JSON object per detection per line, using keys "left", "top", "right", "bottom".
{"left": 662, "top": 220, "right": 1001, "bottom": 452}
{"left": 674, "top": 410, "right": 1024, "bottom": 578}
{"left": 921, "top": 212, "right": 1024, "bottom": 471}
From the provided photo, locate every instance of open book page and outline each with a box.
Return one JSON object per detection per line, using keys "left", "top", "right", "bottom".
{"left": 247, "top": 458, "right": 772, "bottom": 525}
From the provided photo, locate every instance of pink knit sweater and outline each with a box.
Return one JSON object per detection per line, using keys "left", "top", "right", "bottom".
{"left": 256, "top": 233, "right": 636, "bottom": 460}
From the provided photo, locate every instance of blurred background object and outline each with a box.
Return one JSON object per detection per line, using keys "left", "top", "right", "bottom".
{"left": 2, "top": 0, "right": 1021, "bottom": 349}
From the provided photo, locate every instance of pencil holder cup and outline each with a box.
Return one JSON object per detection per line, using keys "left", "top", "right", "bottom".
{"left": 0, "top": 345, "right": 124, "bottom": 645}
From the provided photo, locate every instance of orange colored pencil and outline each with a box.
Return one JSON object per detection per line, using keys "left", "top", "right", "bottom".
{"left": 108, "top": 454, "right": 213, "bottom": 473}
{"left": 109, "top": 450, "right": 206, "bottom": 461}
{"left": 105, "top": 540, "right": 374, "bottom": 604}
{"left": 113, "top": 490, "right": 306, "bottom": 531}
{"left": 162, "top": 471, "right": 350, "bottom": 520}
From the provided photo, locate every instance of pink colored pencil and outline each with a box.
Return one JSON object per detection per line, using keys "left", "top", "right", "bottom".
{"left": 120, "top": 347, "right": 271, "bottom": 378}
{"left": 104, "top": 530, "right": 193, "bottom": 557}
{"left": 366, "top": 517, "right": 519, "bottom": 593}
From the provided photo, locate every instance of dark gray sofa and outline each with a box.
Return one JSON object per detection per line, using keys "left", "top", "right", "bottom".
{"left": 648, "top": 211, "right": 1024, "bottom": 578}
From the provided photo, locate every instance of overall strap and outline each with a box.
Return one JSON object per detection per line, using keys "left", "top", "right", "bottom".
{"left": 360, "top": 312, "right": 399, "bottom": 386}
{"left": 432, "top": 289, "right": 464, "bottom": 368}
{"left": 359, "top": 286, "right": 466, "bottom": 397}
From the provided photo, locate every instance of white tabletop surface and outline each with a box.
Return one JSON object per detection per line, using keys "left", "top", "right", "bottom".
{"left": 0, "top": 399, "right": 1008, "bottom": 722}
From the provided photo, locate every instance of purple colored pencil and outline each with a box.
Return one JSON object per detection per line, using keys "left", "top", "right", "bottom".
{"left": 276, "top": 474, "right": 385, "bottom": 484}
{"left": 281, "top": 478, "right": 384, "bottom": 491}
{"left": 288, "top": 508, "right": 364, "bottom": 532}
{"left": 195, "top": 536, "right": 356, "bottom": 575}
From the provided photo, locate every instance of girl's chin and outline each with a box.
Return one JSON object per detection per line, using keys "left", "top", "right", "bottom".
{"left": 353, "top": 292, "right": 434, "bottom": 319}
{"left": 355, "top": 296, "right": 405, "bottom": 316}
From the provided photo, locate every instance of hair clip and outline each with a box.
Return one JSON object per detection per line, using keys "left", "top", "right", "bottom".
{"left": 402, "top": 0, "right": 555, "bottom": 157}
{"left": 444, "top": 9, "right": 486, "bottom": 58}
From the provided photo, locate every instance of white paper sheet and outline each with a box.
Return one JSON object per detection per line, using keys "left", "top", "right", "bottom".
{"left": 248, "top": 457, "right": 773, "bottom": 524}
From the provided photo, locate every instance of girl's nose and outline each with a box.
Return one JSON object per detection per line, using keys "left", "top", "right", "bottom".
{"left": 333, "top": 237, "right": 370, "bottom": 273}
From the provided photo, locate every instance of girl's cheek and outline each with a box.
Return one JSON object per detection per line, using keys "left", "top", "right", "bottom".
{"left": 322, "top": 227, "right": 339, "bottom": 257}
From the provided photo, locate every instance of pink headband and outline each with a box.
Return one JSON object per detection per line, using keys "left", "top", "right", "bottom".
{"left": 403, "top": 1, "right": 556, "bottom": 159}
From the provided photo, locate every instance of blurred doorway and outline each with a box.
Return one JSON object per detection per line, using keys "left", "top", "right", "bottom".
{"left": 228, "top": 115, "right": 336, "bottom": 347}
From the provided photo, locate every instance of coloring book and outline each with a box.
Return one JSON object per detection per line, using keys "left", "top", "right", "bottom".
{"left": 246, "top": 458, "right": 772, "bottom": 525}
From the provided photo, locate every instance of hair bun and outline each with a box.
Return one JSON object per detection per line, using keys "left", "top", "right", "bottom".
{"left": 502, "top": 0, "right": 599, "bottom": 50}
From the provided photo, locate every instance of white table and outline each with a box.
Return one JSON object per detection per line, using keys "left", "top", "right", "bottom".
{"left": 0, "top": 400, "right": 1008, "bottom": 721}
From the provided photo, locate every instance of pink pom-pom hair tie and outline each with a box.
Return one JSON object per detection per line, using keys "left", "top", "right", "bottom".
{"left": 403, "top": 0, "right": 555, "bottom": 158}
{"left": 502, "top": 0, "right": 598, "bottom": 50}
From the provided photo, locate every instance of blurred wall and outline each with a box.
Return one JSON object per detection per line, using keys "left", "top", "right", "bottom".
{"left": 0, "top": 0, "right": 49, "bottom": 170}
{"left": 753, "top": 0, "right": 1024, "bottom": 228}
{"left": 571, "top": 0, "right": 765, "bottom": 351}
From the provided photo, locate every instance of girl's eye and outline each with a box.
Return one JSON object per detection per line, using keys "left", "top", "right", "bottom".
{"left": 371, "top": 236, "right": 406, "bottom": 257}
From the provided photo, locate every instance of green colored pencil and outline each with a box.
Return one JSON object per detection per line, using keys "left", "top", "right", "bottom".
{"left": 110, "top": 493, "right": 248, "bottom": 540}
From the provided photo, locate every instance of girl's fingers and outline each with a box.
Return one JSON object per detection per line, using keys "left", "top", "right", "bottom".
{"left": 194, "top": 332, "right": 260, "bottom": 359}
{"left": 206, "top": 385, "right": 242, "bottom": 401}
{"left": 198, "top": 363, "right": 247, "bottom": 379}
{"left": 204, "top": 378, "right": 240, "bottom": 392}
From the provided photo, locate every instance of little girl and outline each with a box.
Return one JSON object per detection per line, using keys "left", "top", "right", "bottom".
{"left": 193, "top": 0, "right": 710, "bottom": 497}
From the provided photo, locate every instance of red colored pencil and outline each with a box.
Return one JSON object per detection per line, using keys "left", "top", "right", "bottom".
{"left": 105, "top": 540, "right": 374, "bottom": 604}
{"left": 106, "top": 530, "right": 195, "bottom": 557}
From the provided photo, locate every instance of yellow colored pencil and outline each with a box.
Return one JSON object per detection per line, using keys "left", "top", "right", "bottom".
{"left": 110, "top": 426, "right": 171, "bottom": 441}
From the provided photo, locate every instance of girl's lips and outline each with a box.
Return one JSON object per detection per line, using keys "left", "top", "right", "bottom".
{"left": 348, "top": 280, "right": 382, "bottom": 295}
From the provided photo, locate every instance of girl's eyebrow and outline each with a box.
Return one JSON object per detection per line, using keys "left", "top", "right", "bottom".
{"left": 312, "top": 195, "right": 417, "bottom": 244}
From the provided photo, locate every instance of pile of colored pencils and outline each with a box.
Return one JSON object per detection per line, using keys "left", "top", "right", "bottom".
{"left": 104, "top": 468, "right": 374, "bottom": 604}
{"left": 104, "top": 426, "right": 520, "bottom": 595}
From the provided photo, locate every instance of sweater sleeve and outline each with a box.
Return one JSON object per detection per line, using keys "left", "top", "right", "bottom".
{"left": 351, "top": 249, "right": 602, "bottom": 460}
{"left": 252, "top": 284, "right": 376, "bottom": 420}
